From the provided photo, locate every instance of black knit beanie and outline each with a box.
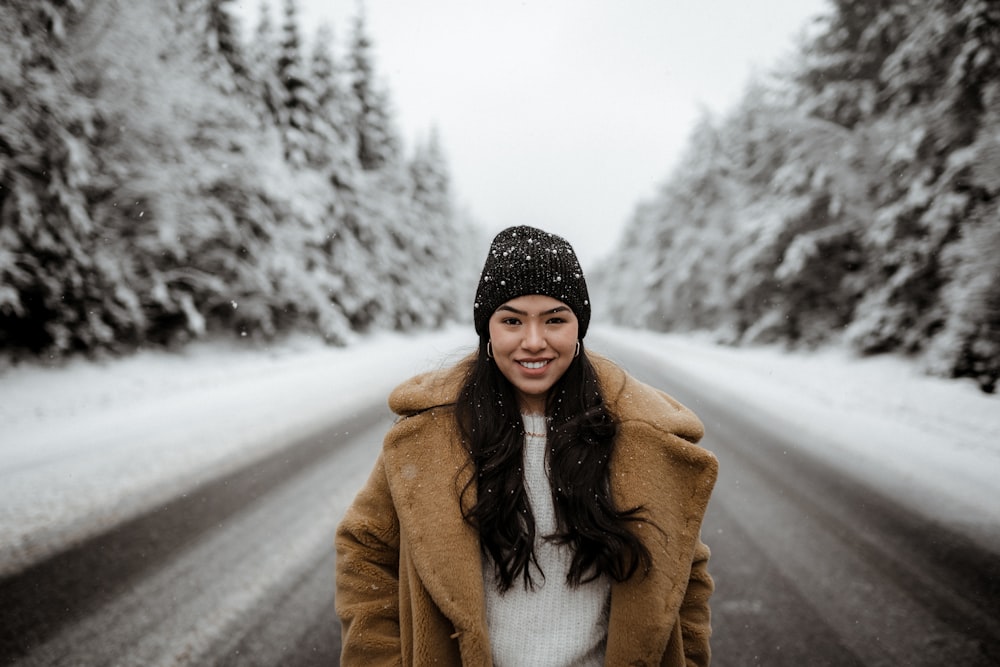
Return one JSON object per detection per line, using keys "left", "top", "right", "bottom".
{"left": 473, "top": 225, "right": 591, "bottom": 338}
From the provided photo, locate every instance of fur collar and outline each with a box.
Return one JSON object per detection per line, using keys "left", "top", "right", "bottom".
{"left": 388, "top": 351, "right": 705, "bottom": 445}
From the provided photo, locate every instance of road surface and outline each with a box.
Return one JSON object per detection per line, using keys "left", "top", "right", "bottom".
{"left": 593, "top": 334, "right": 1000, "bottom": 667}
{"left": 0, "top": 405, "right": 389, "bottom": 666}
{"left": 2, "top": 337, "right": 998, "bottom": 666}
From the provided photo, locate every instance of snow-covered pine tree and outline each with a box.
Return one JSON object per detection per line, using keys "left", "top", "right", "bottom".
{"left": 180, "top": 0, "right": 254, "bottom": 96}
{"left": 404, "top": 129, "right": 464, "bottom": 326}
{"left": 273, "top": 0, "right": 319, "bottom": 166}
{"left": 829, "top": 0, "right": 999, "bottom": 366}
{"left": 347, "top": 8, "right": 401, "bottom": 171}
{"left": 599, "top": 0, "right": 999, "bottom": 392}
{"left": 874, "top": 0, "right": 1000, "bottom": 390}
{"left": 596, "top": 111, "right": 740, "bottom": 334}
{"left": 308, "top": 23, "right": 356, "bottom": 176}
{"left": 248, "top": 0, "right": 286, "bottom": 126}
{"left": 926, "top": 201, "right": 1000, "bottom": 393}
{"left": 2, "top": 0, "right": 471, "bottom": 360}
{"left": 0, "top": 0, "right": 142, "bottom": 354}
{"left": 794, "top": 0, "right": 916, "bottom": 129}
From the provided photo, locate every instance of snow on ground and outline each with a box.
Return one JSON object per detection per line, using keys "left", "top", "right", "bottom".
{"left": 0, "top": 327, "right": 474, "bottom": 578}
{"left": 594, "top": 326, "right": 1000, "bottom": 552}
{"left": 1, "top": 325, "right": 998, "bottom": 578}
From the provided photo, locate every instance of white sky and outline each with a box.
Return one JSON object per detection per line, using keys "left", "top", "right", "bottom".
{"left": 235, "top": 0, "right": 830, "bottom": 267}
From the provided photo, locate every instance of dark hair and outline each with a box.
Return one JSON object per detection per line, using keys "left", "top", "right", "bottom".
{"left": 455, "top": 336, "right": 652, "bottom": 592}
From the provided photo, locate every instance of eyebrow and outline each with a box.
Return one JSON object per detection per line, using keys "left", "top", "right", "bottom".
{"left": 496, "top": 305, "right": 571, "bottom": 316}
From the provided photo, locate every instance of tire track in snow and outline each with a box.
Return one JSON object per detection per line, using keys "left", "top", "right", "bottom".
{"left": 591, "top": 333, "right": 1000, "bottom": 667}
{"left": 0, "top": 405, "right": 389, "bottom": 665}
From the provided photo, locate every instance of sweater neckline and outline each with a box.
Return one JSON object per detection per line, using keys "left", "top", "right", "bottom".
{"left": 521, "top": 412, "right": 547, "bottom": 439}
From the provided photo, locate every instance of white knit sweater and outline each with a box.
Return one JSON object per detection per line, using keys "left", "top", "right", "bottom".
{"left": 483, "top": 413, "right": 611, "bottom": 667}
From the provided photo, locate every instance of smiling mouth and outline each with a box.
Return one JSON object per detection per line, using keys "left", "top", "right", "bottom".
{"left": 518, "top": 360, "right": 550, "bottom": 369}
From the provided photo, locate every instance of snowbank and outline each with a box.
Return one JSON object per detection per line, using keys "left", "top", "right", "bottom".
{"left": 593, "top": 326, "right": 1000, "bottom": 552}
{"left": 0, "top": 327, "right": 473, "bottom": 577}
{"left": 1, "top": 324, "right": 997, "bottom": 577}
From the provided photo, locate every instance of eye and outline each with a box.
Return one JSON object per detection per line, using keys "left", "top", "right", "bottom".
{"left": 501, "top": 317, "right": 521, "bottom": 326}
{"left": 547, "top": 316, "right": 566, "bottom": 324}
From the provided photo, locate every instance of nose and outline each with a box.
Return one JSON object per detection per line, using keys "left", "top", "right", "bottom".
{"left": 521, "top": 320, "right": 546, "bottom": 351}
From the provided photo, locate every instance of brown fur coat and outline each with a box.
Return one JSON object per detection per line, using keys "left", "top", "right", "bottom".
{"left": 335, "top": 353, "right": 718, "bottom": 666}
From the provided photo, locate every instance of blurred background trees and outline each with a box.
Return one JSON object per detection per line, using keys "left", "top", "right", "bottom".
{"left": 597, "top": 0, "right": 1000, "bottom": 392}
{"left": 2, "top": 0, "right": 997, "bottom": 394}
{"left": 0, "top": 0, "right": 476, "bottom": 356}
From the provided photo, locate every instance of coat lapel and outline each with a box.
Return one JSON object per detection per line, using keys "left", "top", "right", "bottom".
{"left": 595, "top": 354, "right": 717, "bottom": 663}
{"left": 604, "top": 418, "right": 717, "bottom": 663}
{"left": 381, "top": 408, "right": 490, "bottom": 647}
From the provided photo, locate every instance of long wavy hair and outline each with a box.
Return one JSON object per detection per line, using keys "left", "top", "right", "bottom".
{"left": 455, "top": 336, "right": 652, "bottom": 593}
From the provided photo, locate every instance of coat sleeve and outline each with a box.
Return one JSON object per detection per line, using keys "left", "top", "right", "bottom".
{"left": 677, "top": 538, "right": 714, "bottom": 667}
{"left": 335, "top": 452, "right": 403, "bottom": 666}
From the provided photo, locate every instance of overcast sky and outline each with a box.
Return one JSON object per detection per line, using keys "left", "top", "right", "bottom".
{"left": 236, "top": 0, "right": 830, "bottom": 267}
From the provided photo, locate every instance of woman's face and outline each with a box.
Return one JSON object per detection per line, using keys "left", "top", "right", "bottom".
{"left": 488, "top": 294, "right": 579, "bottom": 414}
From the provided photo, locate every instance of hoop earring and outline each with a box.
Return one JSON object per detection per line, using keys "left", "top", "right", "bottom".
{"left": 486, "top": 341, "right": 494, "bottom": 360}
{"left": 574, "top": 340, "right": 581, "bottom": 358}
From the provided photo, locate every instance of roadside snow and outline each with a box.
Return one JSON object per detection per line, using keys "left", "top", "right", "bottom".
{"left": 593, "top": 326, "right": 1000, "bottom": 552}
{"left": 0, "top": 327, "right": 473, "bottom": 578}
{"left": 1, "top": 325, "right": 997, "bottom": 578}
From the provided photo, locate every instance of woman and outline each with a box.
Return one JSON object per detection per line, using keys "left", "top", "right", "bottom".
{"left": 336, "top": 225, "right": 718, "bottom": 666}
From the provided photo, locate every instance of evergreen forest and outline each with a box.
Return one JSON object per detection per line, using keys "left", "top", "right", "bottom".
{"left": 0, "top": 0, "right": 476, "bottom": 357}
{"left": 3, "top": 0, "right": 998, "bottom": 395}
{"left": 596, "top": 0, "right": 1000, "bottom": 393}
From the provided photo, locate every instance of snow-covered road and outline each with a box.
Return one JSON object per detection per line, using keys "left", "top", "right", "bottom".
{"left": 1, "top": 324, "right": 998, "bottom": 665}
{"left": 2, "top": 324, "right": 997, "bottom": 577}
{"left": 0, "top": 328, "right": 471, "bottom": 579}
{"left": 589, "top": 332, "right": 1000, "bottom": 665}
{"left": 591, "top": 327, "right": 1000, "bottom": 554}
